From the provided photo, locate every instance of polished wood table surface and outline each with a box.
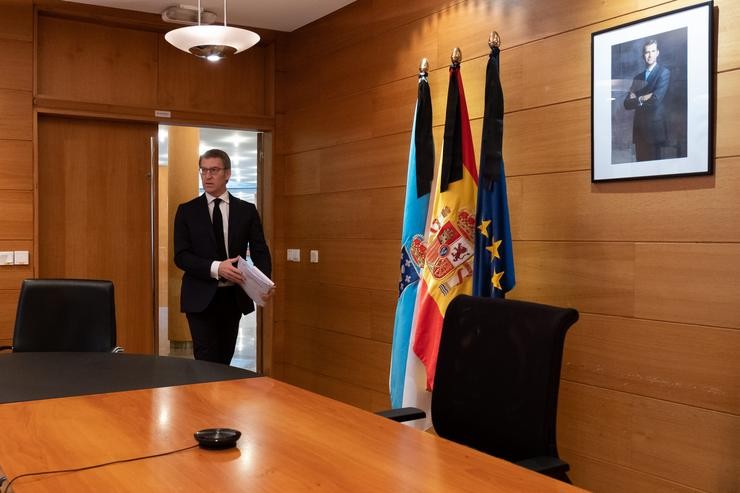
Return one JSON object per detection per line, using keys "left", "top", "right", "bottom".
{"left": 0, "top": 377, "right": 585, "bottom": 492}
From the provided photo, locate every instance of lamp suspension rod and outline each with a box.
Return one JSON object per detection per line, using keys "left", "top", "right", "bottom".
{"left": 223, "top": 0, "right": 227, "bottom": 26}
{"left": 197, "top": 0, "right": 202, "bottom": 25}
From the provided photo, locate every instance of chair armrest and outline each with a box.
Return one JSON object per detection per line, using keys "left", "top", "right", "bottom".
{"left": 0, "top": 345, "right": 12, "bottom": 352}
{"left": 515, "top": 456, "right": 569, "bottom": 476}
{"left": 111, "top": 346, "right": 124, "bottom": 353}
{"left": 375, "top": 407, "right": 426, "bottom": 423}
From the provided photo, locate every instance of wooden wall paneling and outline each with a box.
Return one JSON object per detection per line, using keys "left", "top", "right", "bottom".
{"left": 716, "top": 0, "right": 740, "bottom": 72}
{"left": 511, "top": 241, "right": 635, "bottom": 317}
{"left": 437, "top": 0, "right": 671, "bottom": 63}
{"left": 370, "top": 76, "right": 418, "bottom": 137}
{"left": 370, "top": 14, "right": 439, "bottom": 87}
{"left": 634, "top": 242, "right": 740, "bottom": 328}
{"left": 371, "top": 0, "right": 458, "bottom": 35}
{"left": 323, "top": 91, "right": 374, "bottom": 147}
{"left": 158, "top": 41, "right": 268, "bottom": 118}
{"left": 0, "top": 39, "right": 32, "bottom": 91}
{"left": 320, "top": 132, "right": 410, "bottom": 193}
{"left": 318, "top": 284, "right": 395, "bottom": 343}
{"left": 0, "top": 191, "right": 33, "bottom": 240}
{"left": 319, "top": 38, "right": 378, "bottom": 101}
{"left": 279, "top": 363, "right": 390, "bottom": 411}
{"left": 716, "top": 70, "right": 740, "bottom": 158}
{"left": 284, "top": 150, "right": 320, "bottom": 196}
{"left": 279, "top": 278, "right": 320, "bottom": 328}
{"left": 562, "top": 448, "right": 709, "bottom": 493}
{"left": 512, "top": 162, "right": 740, "bottom": 242}
{"left": 504, "top": 99, "right": 591, "bottom": 176}
{"left": 0, "top": 289, "right": 19, "bottom": 343}
{"left": 282, "top": 105, "right": 324, "bottom": 154}
{"left": 0, "top": 240, "right": 33, "bottom": 290}
{"left": 320, "top": 187, "right": 404, "bottom": 240}
{"left": 36, "top": 16, "right": 158, "bottom": 107}
{"left": 558, "top": 381, "right": 739, "bottom": 491}
{"left": 0, "top": 0, "right": 32, "bottom": 41}
{"left": 0, "top": 89, "right": 32, "bottom": 140}
{"left": 318, "top": 239, "right": 398, "bottom": 290}
{"left": 38, "top": 117, "right": 156, "bottom": 354}
{"left": 276, "top": 61, "right": 321, "bottom": 113}
{"left": 282, "top": 321, "right": 391, "bottom": 394}
{"left": 282, "top": 194, "right": 321, "bottom": 240}
{"left": 563, "top": 313, "right": 740, "bottom": 414}
{"left": 0, "top": 140, "right": 33, "bottom": 190}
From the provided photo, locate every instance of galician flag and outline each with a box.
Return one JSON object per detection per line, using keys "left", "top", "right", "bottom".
{"left": 473, "top": 44, "right": 515, "bottom": 297}
{"left": 389, "top": 69, "right": 434, "bottom": 409}
{"left": 412, "top": 55, "right": 478, "bottom": 391}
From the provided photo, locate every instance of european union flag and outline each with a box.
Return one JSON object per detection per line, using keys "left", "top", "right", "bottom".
{"left": 473, "top": 45, "right": 515, "bottom": 297}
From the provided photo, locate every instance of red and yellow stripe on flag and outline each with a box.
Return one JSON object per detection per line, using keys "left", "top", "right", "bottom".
{"left": 412, "top": 59, "right": 478, "bottom": 391}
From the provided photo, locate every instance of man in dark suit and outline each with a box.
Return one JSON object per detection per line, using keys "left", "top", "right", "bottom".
{"left": 174, "top": 148, "right": 272, "bottom": 364}
{"left": 623, "top": 39, "right": 671, "bottom": 162}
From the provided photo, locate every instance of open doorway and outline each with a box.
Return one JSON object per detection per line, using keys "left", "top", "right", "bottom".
{"left": 157, "top": 125, "right": 262, "bottom": 371}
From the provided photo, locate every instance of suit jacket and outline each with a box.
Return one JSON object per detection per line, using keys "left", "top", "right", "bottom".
{"left": 174, "top": 193, "right": 272, "bottom": 315}
{"left": 623, "top": 64, "right": 671, "bottom": 144}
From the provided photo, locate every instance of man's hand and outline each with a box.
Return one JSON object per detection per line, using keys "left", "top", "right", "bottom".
{"left": 217, "top": 257, "right": 244, "bottom": 283}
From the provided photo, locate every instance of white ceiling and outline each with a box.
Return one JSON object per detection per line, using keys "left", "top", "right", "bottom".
{"left": 62, "top": 0, "right": 356, "bottom": 32}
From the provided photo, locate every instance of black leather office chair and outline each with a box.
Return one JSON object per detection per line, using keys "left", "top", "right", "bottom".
{"left": 0, "top": 279, "right": 119, "bottom": 353}
{"left": 379, "top": 294, "right": 578, "bottom": 482}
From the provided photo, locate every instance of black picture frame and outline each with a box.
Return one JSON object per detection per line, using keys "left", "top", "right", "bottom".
{"left": 591, "top": 2, "right": 713, "bottom": 182}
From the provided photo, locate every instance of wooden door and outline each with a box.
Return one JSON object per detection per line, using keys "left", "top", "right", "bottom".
{"left": 38, "top": 116, "right": 157, "bottom": 353}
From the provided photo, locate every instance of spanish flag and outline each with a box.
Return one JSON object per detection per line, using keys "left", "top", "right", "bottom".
{"left": 412, "top": 58, "right": 478, "bottom": 391}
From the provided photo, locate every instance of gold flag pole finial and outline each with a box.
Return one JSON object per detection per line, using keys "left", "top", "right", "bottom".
{"left": 451, "top": 47, "right": 462, "bottom": 65}
{"left": 489, "top": 31, "right": 501, "bottom": 49}
{"left": 419, "top": 57, "right": 429, "bottom": 75}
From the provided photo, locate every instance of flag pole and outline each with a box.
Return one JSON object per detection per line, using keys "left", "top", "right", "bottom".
{"left": 489, "top": 30, "right": 501, "bottom": 49}
{"left": 451, "top": 46, "right": 462, "bottom": 65}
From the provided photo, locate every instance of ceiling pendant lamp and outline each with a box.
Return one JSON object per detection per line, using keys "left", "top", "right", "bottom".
{"left": 164, "top": 0, "right": 260, "bottom": 62}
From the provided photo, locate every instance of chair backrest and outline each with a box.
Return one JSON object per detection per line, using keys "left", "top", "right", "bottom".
{"left": 12, "top": 279, "right": 117, "bottom": 352}
{"left": 431, "top": 295, "right": 578, "bottom": 463}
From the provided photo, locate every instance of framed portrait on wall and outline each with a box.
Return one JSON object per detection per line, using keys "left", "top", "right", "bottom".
{"left": 591, "top": 2, "right": 713, "bottom": 182}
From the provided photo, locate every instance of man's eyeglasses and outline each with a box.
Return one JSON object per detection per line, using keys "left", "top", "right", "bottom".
{"left": 199, "top": 167, "right": 225, "bottom": 176}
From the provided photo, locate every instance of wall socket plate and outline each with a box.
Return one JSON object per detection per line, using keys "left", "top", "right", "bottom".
{"left": 310, "top": 250, "right": 319, "bottom": 263}
{"left": 0, "top": 252, "right": 12, "bottom": 265}
{"left": 287, "top": 248, "right": 301, "bottom": 262}
{"left": 13, "top": 251, "right": 29, "bottom": 265}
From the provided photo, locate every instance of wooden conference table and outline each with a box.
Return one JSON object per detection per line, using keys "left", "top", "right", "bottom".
{"left": 0, "top": 355, "right": 584, "bottom": 492}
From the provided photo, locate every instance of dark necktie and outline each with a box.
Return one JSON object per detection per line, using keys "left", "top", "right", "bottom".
{"left": 212, "top": 198, "right": 228, "bottom": 261}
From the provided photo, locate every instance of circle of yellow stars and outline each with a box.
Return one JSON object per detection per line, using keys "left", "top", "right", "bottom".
{"left": 477, "top": 219, "right": 504, "bottom": 290}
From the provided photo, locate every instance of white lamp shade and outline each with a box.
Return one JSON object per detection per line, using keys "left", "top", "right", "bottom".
{"left": 165, "top": 25, "right": 260, "bottom": 55}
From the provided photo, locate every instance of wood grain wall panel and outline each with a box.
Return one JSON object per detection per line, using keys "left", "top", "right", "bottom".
{"left": 283, "top": 105, "right": 324, "bottom": 153}
{"left": 0, "top": 240, "right": 32, "bottom": 290}
{"left": 371, "top": 0, "right": 457, "bottom": 35}
{"left": 371, "top": 15, "right": 439, "bottom": 86}
{"left": 279, "top": 363, "right": 390, "bottom": 412}
{"left": 563, "top": 314, "right": 740, "bottom": 414}
{"left": 437, "top": 0, "right": 670, "bottom": 62}
{"left": 512, "top": 160, "right": 740, "bottom": 242}
{"left": 0, "top": 39, "right": 31, "bottom": 91}
{"left": 371, "top": 77, "right": 418, "bottom": 137}
{"left": 320, "top": 188, "right": 404, "bottom": 240}
{"left": 282, "top": 194, "right": 321, "bottom": 239}
{"left": 717, "top": 0, "right": 740, "bottom": 72}
{"left": 635, "top": 243, "right": 740, "bottom": 329}
{"left": 36, "top": 16, "right": 158, "bottom": 107}
{"left": 0, "top": 289, "right": 19, "bottom": 342}
{"left": 284, "top": 150, "right": 320, "bottom": 196}
{"left": 511, "top": 241, "right": 635, "bottom": 317}
{"left": 319, "top": 40, "right": 377, "bottom": 101}
{"left": 279, "top": 279, "right": 320, "bottom": 327}
{"left": 0, "top": 140, "right": 32, "bottom": 190}
{"left": 558, "top": 381, "right": 739, "bottom": 492}
{"left": 320, "top": 132, "right": 410, "bottom": 192}
{"left": 323, "top": 91, "right": 373, "bottom": 147}
{"left": 562, "top": 448, "right": 709, "bottom": 493}
{"left": 0, "top": 89, "right": 32, "bottom": 140}
{"left": 282, "top": 321, "right": 390, "bottom": 394}
{"left": 0, "top": 191, "right": 32, "bottom": 240}
{"left": 0, "top": 0, "right": 32, "bottom": 42}
{"left": 158, "top": 41, "right": 267, "bottom": 117}
{"left": 505, "top": 99, "right": 591, "bottom": 176}
{"left": 318, "top": 239, "right": 397, "bottom": 290}
{"left": 716, "top": 69, "right": 740, "bottom": 158}
{"left": 318, "top": 284, "right": 395, "bottom": 343}
{"left": 276, "top": 63, "right": 321, "bottom": 113}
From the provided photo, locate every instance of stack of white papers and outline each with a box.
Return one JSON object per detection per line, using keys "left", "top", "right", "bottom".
{"left": 236, "top": 256, "right": 275, "bottom": 306}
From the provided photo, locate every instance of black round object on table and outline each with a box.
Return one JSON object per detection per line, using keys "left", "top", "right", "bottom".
{"left": 194, "top": 428, "right": 242, "bottom": 449}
